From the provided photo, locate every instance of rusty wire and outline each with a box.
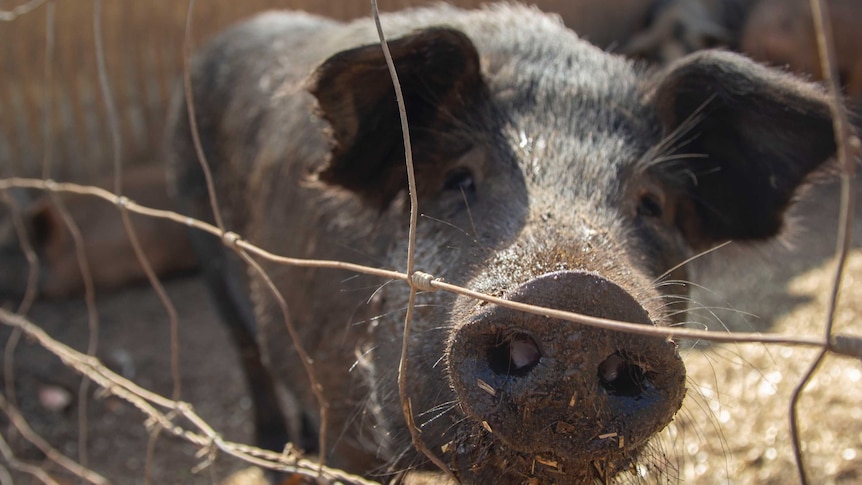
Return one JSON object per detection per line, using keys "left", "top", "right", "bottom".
{"left": 789, "top": 1, "right": 861, "bottom": 484}
{"left": 38, "top": 0, "right": 100, "bottom": 473}
{"left": 369, "top": 0, "right": 460, "bottom": 481}
{"left": 92, "top": 1, "right": 186, "bottom": 478}
{"left": 2, "top": 177, "right": 860, "bottom": 353}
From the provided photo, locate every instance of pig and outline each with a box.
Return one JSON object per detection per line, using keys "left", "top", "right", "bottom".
{"left": 741, "top": 0, "right": 862, "bottom": 104}
{"left": 167, "top": 4, "right": 839, "bottom": 483}
{"left": 623, "top": 0, "right": 756, "bottom": 63}
{"left": 0, "top": 164, "right": 196, "bottom": 302}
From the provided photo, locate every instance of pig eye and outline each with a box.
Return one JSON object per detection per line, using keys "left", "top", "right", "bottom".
{"left": 637, "top": 193, "right": 664, "bottom": 219}
{"left": 443, "top": 167, "right": 477, "bottom": 197}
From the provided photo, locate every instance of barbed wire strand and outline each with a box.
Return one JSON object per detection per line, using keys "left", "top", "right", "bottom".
{"left": 369, "top": 0, "right": 460, "bottom": 481}
{"left": 35, "top": 0, "right": 97, "bottom": 471}
{"left": 790, "top": 1, "right": 862, "bottom": 483}
{"left": 34, "top": 0, "right": 99, "bottom": 472}
{"left": 0, "top": 308, "right": 378, "bottom": 485}
{"left": 179, "top": 0, "right": 332, "bottom": 470}
{"left": 92, "top": 1, "right": 187, "bottom": 476}
{"left": 3, "top": 1, "right": 57, "bottom": 434}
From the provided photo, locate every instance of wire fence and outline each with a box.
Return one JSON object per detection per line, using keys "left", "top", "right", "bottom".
{"left": 0, "top": 0, "right": 860, "bottom": 483}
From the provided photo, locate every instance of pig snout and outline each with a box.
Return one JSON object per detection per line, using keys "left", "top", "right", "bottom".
{"left": 447, "top": 271, "right": 685, "bottom": 465}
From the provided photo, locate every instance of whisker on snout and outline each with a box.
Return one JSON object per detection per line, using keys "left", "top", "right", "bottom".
{"left": 348, "top": 303, "right": 445, "bottom": 328}
{"left": 653, "top": 280, "right": 717, "bottom": 296}
{"left": 635, "top": 95, "right": 719, "bottom": 180}
{"left": 420, "top": 213, "right": 486, "bottom": 249}
{"left": 417, "top": 401, "right": 460, "bottom": 430}
{"left": 337, "top": 278, "right": 397, "bottom": 294}
{"left": 417, "top": 399, "right": 460, "bottom": 417}
{"left": 365, "top": 278, "right": 397, "bottom": 304}
{"left": 340, "top": 274, "right": 361, "bottom": 284}
{"left": 637, "top": 151, "right": 709, "bottom": 174}
{"left": 664, "top": 304, "right": 756, "bottom": 323}
{"left": 683, "top": 378, "right": 733, "bottom": 462}
{"left": 641, "top": 354, "right": 738, "bottom": 484}
{"left": 649, "top": 279, "right": 721, "bottom": 303}
{"left": 652, "top": 241, "right": 733, "bottom": 285}
{"left": 461, "top": 185, "right": 480, "bottom": 241}
{"left": 436, "top": 414, "right": 473, "bottom": 443}
{"left": 333, "top": 240, "right": 391, "bottom": 269}
{"left": 432, "top": 352, "right": 447, "bottom": 369}
{"left": 349, "top": 346, "right": 377, "bottom": 374}
{"left": 646, "top": 288, "right": 754, "bottom": 340}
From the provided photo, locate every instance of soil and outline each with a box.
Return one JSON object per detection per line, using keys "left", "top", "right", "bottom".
{"left": 0, "top": 277, "right": 256, "bottom": 484}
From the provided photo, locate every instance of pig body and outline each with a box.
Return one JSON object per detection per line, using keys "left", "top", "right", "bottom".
{"left": 169, "top": 5, "right": 837, "bottom": 482}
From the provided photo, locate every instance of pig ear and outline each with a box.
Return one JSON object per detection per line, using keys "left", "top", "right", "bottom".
{"left": 309, "top": 27, "right": 484, "bottom": 207}
{"left": 28, "top": 198, "right": 65, "bottom": 247}
{"left": 650, "top": 50, "right": 838, "bottom": 248}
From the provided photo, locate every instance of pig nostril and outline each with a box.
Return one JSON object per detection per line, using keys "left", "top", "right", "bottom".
{"left": 599, "top": 353, "right": 648, "bottom": 397}
{"left": 487, "top": 333, "right": 541, "bottom": 377}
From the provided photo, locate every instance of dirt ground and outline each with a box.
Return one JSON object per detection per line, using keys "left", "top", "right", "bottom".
{"left": 0, "top": 275, "right": 256, "bottom": 484}
{"left": 1, "top": 173, "right": 860, "bottom": 485}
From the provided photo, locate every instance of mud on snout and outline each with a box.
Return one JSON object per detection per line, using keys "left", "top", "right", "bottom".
{"left": 442, "top": 270, "right": 685, "bottom": 482}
